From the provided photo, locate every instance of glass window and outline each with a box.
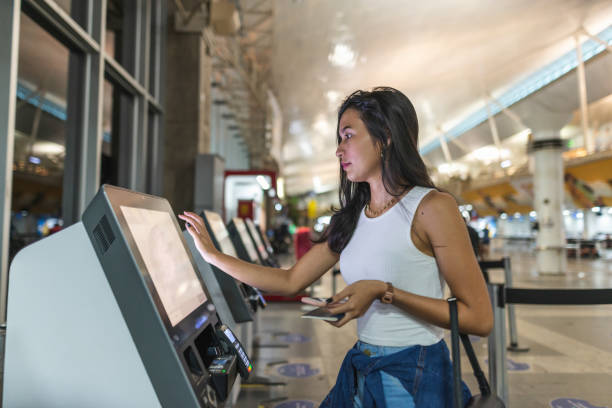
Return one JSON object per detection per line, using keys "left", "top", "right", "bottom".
{"left": 149, "top": 0, "right": 162, "bottom": 97}
{"left": 10, "top": 13, "right": 69, "bottom": 261}
{"left": 101, "top": 80, "right": 116, "bottom": 186}
{"left": 101, "top": 78, "right": 135, "bottom": 188}
{"left": 105, "top": 0, "right": 133, "bottom": 75}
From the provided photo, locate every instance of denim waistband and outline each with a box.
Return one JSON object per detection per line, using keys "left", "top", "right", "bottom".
{"left": 356, "top": 340, "right": 429, "bottom": 358}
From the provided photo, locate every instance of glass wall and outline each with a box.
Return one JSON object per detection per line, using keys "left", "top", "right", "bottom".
{"left": 10, "top": 12, "right": 69, "bottom": 261}
{"left": 0, "top": 0, "right": 167, "bottom": 323}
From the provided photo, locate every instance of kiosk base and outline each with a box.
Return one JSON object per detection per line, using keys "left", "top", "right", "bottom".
{"left": 4, "top": 223, "right": 162, "bottom": 407}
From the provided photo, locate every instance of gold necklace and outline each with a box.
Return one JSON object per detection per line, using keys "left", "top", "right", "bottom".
{"left": 365, "top": 195, "right": 399, "bottom": 217}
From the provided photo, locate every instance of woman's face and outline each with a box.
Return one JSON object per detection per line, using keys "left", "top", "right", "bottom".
{"left": 336, "top": 108, "right": 382, "bottom": 183}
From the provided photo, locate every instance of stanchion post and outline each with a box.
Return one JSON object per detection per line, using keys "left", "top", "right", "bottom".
{"left": 332, "top": 268, "right": 337, "bottom": 296}
{"left": 487, "top": 283, "right": 508, "bottom": 405}
{"left": 504, "top": 257, "right": 529, "bottom": 352}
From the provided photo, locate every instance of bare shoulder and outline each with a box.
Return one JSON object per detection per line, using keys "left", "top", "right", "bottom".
{"left": 417, "top": 190, "right": 458, "bottom": 217}
{"left": 413, "top": 190, "right": 462, "bottom": 238}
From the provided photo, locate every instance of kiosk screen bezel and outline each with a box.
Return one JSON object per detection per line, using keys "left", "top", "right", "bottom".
{"left": 245, "top": 218, "right": 269, "bottom": 261}
{"left": 232, "top": 218, "right": 260, "bottom": 264}
{"left": 203, "top": 211, "right": 238, "bottom": 258}
{"left": 102, "top": 185, "right": 216, "bottom": 339}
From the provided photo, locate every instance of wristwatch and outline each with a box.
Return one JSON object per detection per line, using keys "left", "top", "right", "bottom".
{"left": 381, "top": 282, "right": 394, "bottom": 304}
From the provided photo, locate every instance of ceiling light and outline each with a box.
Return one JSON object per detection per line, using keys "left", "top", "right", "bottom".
{"left": 328, "top": 43, "right": 356, "bottom": 68}
{"left": 576, "top": 212, "right": 584, "bottom": 219}
{"left": 326, "top": 90, "right": 341, "bottom": 104}
{"left": 277, "top": 178, "right": 285, "bottom": 199}
{"left": 500, "top": 160, "right": 512, "bottom": 168}
{"left": 500, "top": 213, "right": 508, "bottom": 219}
{"left": 313, "top": 176, "right": 322, "bottom": 193}
{"left": 608, "top": 208, "right": 612, "bottom": 214}
{"left": 313, "top": 116, "right": 330, "bottom": 135}
{"left": 256, "top": 175, "right": 270, "bottom": 190}
{"left": 437, "top": 162, "right": 468, "bottom": 177}
{"left": 591, "top": 206, "right": 601, "bottom": 213}
{"left": 466, "top": 204, "right": 473, "bottom": 211}
{"left": 470, "top": 146, "right": 510, "bottom": 164}
{"left": 514, "top": 212, "right": 521, "bottom": 219}
{"left": 529, "top": 211, "right": 537, "bottom": 217}
{"left": 28, "top": 156, "right": 41, "bottom": 164}
{"left": 32, "top": 141, "right": 64, "bottom": 156}
{"left": 289, "top": 120, "right": 304, "bottom": 135}
{"left": 275, "top": 203, "right": 283, "bottom": 211}
{"left": 317, "top": 215, "right": 331, "bottom": 225}
{"left": 563, "top": 210, "right": 570, "bottom": 216}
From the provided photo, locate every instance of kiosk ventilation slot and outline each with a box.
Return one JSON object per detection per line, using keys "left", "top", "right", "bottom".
{"left": 93, "top": 215, "right": 115, "bottom": 254}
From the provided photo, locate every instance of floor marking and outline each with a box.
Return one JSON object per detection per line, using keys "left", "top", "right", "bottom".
{"left": 515, "top": 319, "right": 612, "bottom": 372}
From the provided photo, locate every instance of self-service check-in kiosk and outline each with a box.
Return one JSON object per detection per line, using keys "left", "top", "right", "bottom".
{"left": 203, "top": 211, "right": 266, "bottom": 317}
{"left": 254, "top": 223, "right": 279, "bottom": 267}
{"left": 4, "top": 185, "right": 251, "bottom": 407}
{"left": 227, "top": 217, "right": 261, "bottom": 265}
{"left": 244, "top": 218, "right": 273, "bottom": 267}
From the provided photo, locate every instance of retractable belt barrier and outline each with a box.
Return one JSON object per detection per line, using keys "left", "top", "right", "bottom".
{"left": 487, "top": 283, "right": 612, "bottom": 406}
{"left": 479, "top": 257, "right": 529, "bottom": 353}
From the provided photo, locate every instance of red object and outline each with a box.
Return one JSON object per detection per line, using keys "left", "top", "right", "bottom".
{"left": 237, "top": 200, "right": 254, "bottom": 220}
{"left": 263, "top": 294, "right": 308, "bottom": 302}
{"left": 223, "top": 169, "right": 277, "bottom": 221}
{"left": 264, "top": 227, "right": 312, "bottom": 303}
{"left": 294, "top": 226, "right": 313, "bottom": 260}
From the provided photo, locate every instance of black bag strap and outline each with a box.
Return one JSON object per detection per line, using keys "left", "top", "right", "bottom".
{"left": 448, "top": 297, "right": 463, "bottom": 408}
{"left": 448, "top": 297, "right": 492, "bottom": 405}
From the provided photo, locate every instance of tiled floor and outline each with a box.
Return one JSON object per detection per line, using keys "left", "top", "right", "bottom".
{"left": 236, "top": 242, "right": 612, "bottom": 407}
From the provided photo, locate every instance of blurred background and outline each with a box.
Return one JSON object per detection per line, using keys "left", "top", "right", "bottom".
{"left": 2, "top": 0, "right": 612, "bottom": 269}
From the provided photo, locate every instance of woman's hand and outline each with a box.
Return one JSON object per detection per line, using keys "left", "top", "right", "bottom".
{"left": 178, "top": 211, "right": 219, "bottom": 263}
{"left": 326, "top": 280, "right": 386, "bottom": 328}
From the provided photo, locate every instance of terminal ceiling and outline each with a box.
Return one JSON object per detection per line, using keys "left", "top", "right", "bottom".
{"left": 270, "top": 0, "right": 612, "bottom": 196}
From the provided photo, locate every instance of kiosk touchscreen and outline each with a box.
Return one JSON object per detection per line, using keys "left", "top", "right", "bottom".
{"left": 253, "top": 223, "right": 279, "bottom": 267}
{"left": 4, "top": 185, "right": 251, "bottom": 408}
{"left": 244, "top": 218, "right": 270, "bottom": 265}
{"left": 227, "top": 217, "right": 260, "bottom": 264}
{"left": 255, "top": 223, "right": 275, "bottom": 257}
{"left": 200, "top": 210, "right": 259, "bottom": 322}
{"left": 227, "top": 217, "right": 267, "bottom": 308}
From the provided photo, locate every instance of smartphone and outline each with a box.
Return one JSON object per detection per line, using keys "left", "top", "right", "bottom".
{"left": 300, "top": 297, "right": 328, "bottom": 307}
{"left": 301, "top": 306, "right": 345, "bottom": 322}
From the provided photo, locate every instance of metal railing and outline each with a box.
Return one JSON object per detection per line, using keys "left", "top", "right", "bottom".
{"left": 487, "top": 283, "right": 612, "bottom": 405}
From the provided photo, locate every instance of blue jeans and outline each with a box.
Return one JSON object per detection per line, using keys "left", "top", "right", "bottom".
{"left": 354, "top": 341, "right": 415, "bottom": 407}
{"left": 352, "top": 339, "right": 470, "bottom": 407}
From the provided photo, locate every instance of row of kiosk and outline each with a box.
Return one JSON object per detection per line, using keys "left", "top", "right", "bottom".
{"left": 4, "top": 185, "right": 282, "bottom": 407}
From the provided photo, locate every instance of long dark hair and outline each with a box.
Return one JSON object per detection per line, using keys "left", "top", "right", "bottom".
{"left": 315, "top": 87, "right": 437, "bottom": 253}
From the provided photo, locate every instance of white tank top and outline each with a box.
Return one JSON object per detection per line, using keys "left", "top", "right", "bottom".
{"left": 339, "top": 186, "right": 445, "bottom": 347}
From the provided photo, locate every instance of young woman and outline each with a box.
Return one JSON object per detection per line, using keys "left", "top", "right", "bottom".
{"left": 180, "top": 87, "right": 493, "bottom": 407}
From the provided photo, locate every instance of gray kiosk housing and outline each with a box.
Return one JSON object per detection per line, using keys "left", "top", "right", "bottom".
{"left": 4, "top": 185, "right": 246, "bottom": 407}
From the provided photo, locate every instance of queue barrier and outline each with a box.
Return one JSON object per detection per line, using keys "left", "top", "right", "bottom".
{"left": 487, "top": 284, "right": 612, "bottom": 405}
{"left": 479, "top": 257, "right": 529, "bottom": 353}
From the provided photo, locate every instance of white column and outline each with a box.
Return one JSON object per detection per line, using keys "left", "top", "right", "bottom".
{"left": 530, "top": 132, "right": 566, "bottom": 274}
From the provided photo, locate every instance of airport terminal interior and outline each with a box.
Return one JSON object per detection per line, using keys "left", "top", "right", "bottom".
{"left": 2, "top": 0, "right": 612, "bottom": 407}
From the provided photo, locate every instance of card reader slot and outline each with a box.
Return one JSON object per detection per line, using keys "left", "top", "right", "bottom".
{"left": 193, "top": 325, "right": 217, "bottom": 368}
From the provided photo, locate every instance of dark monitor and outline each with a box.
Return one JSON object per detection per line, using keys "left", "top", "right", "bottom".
{"left": 245, "top": 218, "right": 269, "bottom": 263}
{"left": 82, "top": 185, "right": 221, "bottom": 406}
{"left": 203, "top": 211, "right": 238, "bottom": 258}
{"left": 255, "top": 223, "right": 274, "bottom": 255}
{"left": 226, "top": 217, "right": 267, "bottom": 308}
{"left": 227, "top": 217, "right": 260, "bottom": 264}
{"left": 201, "top": 210, "right": 255, "bottom": 322}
